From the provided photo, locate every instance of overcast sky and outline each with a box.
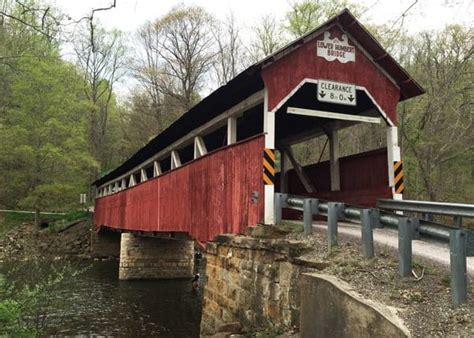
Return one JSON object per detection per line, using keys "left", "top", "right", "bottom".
{"left": 53, "top": 0, "right": 472, "bottom": 34}
{"left": 52, "top": 0, "right": 473, "bottom": 96}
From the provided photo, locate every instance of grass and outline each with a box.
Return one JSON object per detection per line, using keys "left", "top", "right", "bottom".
{"left": 0, "top": 212, "right": 35, "bottom": 235}
{"left": 277, "top": 221, "right": 304, "bottom": 233}
{"left": 48, "top": 210, "right": 90, "bottom": 233}
{"left": 0, "top": 209, "right": 90, "bottom": 235}
{"left": 245, "top": 328, "right": 284, "bottom": 338}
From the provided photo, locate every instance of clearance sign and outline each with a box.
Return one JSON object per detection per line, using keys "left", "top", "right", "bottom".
{"left": 317, "top": 31, "right": 355, "bottom": 63}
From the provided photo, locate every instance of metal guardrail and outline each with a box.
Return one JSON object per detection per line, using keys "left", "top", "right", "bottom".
{"left": 377, "top": 198, "right": 474, "bottom": 230}
{"left": 377, "top": 199, "right": 474, "bottom": 217}
{"left": 0, "top": 209, "right": 67, "bottom": 215}
{"left": 274, "top": 193, "right": 473, "bottom": 306}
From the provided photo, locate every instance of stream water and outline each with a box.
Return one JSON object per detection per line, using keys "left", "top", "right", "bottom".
{"left": 1, "top": 258, "right": 203, "bottom": 337}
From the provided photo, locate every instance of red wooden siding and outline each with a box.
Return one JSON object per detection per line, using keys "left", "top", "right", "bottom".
{"left": 277, "top": 148, "right": 391, "bottom": 207}
{"left": 94, "top": 135, "right": 265, "bottom": 243}
{"left": 261, "top": 26, "right": 400, "bottom": 123}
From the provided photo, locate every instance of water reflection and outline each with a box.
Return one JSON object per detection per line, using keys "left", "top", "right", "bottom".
{"left": 1, "top": 259, "right": 203, "bottom": 337}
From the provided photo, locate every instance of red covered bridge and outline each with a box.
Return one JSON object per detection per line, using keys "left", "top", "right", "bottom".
{"left": 93, "top": 9, "right": 423, "bottom": 248}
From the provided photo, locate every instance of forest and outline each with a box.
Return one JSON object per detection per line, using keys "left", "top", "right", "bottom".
{"left": 0, "top": 0, "right": 472, "bottom": 215}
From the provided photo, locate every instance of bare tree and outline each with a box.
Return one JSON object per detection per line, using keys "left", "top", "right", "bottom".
{"left": 0, "top": 0, "right": 117, "bottom": 43}
{"left": 133, "top": 21, "right": 163, "bottom": 123}
{"left": 132, "top": 18, "right": 196, "bottom": 137}
{"left": 149, "top": 5, "right": 216, "bottom": 111}
{"left": 248, "top": 14, "right": 283, "bottom": 62}
{"left": 0, "top": 0, "right": 62, "bottom": 41}
{"left": 74, "top": 24, "right": 127, "bottom": 172}
{"left": 211, "top": 11, "right": 248, "bottom": 86}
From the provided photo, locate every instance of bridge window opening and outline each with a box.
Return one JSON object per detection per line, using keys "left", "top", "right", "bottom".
{"left": 178, "top": 144, "right": 195, "bottom": 164}
{"left": 160, "top": 155, "right": 171, "bottom": 173}
{"left": 144, "top": 166, "right": 154, "bottom": 180}
{"left": 202, "top": 125, "right": 227, "bottom": 153}
{"left": 236, "top": 103, "right": 264, "bottom": 141}
{"left": 133, "top": 172, "right": 141, "bottom": 185}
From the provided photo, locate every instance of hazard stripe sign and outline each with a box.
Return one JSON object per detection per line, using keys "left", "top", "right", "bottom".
{"left": 394, "top": 160, "right": 404, "bottom": 194}
{"left": 263, "top": 148, "right": 275, "bottom": 185}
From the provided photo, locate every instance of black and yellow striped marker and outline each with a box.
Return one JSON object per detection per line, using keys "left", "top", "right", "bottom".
{"left": 263, "top": 148, "right": 275, "bottom": 185}
{"left": 394, "top": 160, "right": 404, "bottom": 194}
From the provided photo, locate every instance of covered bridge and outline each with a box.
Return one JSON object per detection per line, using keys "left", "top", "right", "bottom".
{"left": 93, "top": 9, "right": 424, "bottom": 244}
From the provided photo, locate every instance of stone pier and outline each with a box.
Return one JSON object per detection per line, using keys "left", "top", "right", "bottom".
{"left": 90, "top": 228, "right": 121, "bottom": 258}
{"left": 119, "top": 233, "right": 194, "bottom": 280}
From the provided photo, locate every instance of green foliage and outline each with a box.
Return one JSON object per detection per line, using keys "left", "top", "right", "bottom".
{"left": 0, "top": 274, "right": 34, "bottom": 336}
{"left": 0, "top": 52, "right": 96, "bottom": 211}
{"left": 0, "top": 259, "right": 87, "bottom": 336}
{"left": 397, "top": 25, "right": 473, "bottom": 202}
{"left": 48, "top": 210, "right": 90, "bottom": 232}
{"left": 278, "top": 221, "right": 304, "bottom": 233}
{"left": 0, "top": 0, "right": 99, "bottom": 213}
{"left": 0, "top": 210, "right": 87, "bottom": 234}
{"left": 285, "top": 0, "right": 365, "bottom": 37}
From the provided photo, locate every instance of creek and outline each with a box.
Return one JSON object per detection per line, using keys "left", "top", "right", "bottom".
{"left": 0, "top": 258, "right": 203, "bottom": 336}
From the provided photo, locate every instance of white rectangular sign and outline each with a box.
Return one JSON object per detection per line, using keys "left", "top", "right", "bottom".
{"left": 317, "top": 80, "right": 357, "bottom": 106}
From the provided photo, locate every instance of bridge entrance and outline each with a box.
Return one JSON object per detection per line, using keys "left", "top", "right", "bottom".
{"left": 272, "top": 80, "right": 395, "bottom": 210}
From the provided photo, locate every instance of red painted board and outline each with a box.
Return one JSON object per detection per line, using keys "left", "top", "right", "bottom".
{"left": 93, "top": 135, "right": 265, "bottom": 243}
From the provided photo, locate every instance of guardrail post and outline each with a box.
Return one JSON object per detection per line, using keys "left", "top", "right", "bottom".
{"left": 328, "top": 202, "right": 344, "bottom": 251}
{"left": 274, "top": 193, "right": 288, "bottom": 225}
{"left": 303, "top": 198, "right": 318, "bottom": 235}
{"left": 398, "top": 217, "right": 412, "bottom": 277}
{"left": 361, "top": 209, "right": 375, "bottom": 258}
{"left": 450, "top": 229, "right": 467, "bottom": 305}
{"left": 453, "top": 216, "right": 462, "bottom": 229}
{"left": 371, "top": 208, "right": 382, "bottom": 228}
{"left": 410, "top": 218, "right": 420, "bottom": 240}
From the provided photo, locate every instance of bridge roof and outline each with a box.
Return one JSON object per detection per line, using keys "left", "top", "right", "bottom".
{"left": 94, "top": 9, "right": 424, "bottom": 187}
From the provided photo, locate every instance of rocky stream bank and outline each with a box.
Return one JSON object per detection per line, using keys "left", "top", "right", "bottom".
{"left": 0, "top": 220, "right": 91, "bottom": 262}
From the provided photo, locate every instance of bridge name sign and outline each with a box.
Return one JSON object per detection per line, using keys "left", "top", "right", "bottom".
{"left": 317, "top": 80, "right": 357, "bottom": 106}
{"left": 316, "top": 31, "right": 356, "bottom": 63}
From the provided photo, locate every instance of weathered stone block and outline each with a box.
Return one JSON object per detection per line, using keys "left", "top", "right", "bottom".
{"left": 118, "top": 233, "right": 194, "bottom": 280}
